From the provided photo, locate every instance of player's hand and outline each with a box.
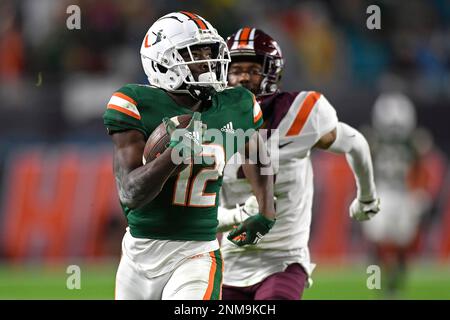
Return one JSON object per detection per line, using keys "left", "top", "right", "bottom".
{"left": 241, "top": 195, "right": 260, "bottom": 216}
{"left": 227, "top": 213, "right": 275, "bottom": 246}
{"left": 349, "top": 198, "right": 380, "bottom": 221}
{"left": 163, "top": 112, "right": 204, "bottom": 159}
{"left": 217, "top": 196, "right": 259, "bottom": 233}
{"left": 217, "top": 206, "right": 241, "bottom": 233}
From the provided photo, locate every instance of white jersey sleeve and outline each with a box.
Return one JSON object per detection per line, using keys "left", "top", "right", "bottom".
{"left": 312, "top": 93, "right": 339, "bottom": 138}
{"left": 274, "top": 91, "right": 338, "bottom": 158}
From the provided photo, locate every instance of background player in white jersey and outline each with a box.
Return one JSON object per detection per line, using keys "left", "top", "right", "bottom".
{"left": 217, "top": 28, "right": 380, "bottom": 300}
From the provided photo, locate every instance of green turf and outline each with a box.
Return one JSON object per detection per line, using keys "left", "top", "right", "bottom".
{"left": 0, "top": 262, "right": 448, "bottom": 300}
{"left": 302, "top": 263, "right": 450, "bottom": 300}
{"left": 0, "top": 263, "right": 117, "bottom": 299}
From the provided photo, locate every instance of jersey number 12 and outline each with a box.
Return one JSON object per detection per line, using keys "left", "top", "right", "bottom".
{"left": 172, "top": 144, "right": 225, "bottom": 207}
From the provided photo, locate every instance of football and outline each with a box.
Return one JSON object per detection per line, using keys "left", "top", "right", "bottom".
{"left": 142, "top": 114, "right": 192, "bottom": 164}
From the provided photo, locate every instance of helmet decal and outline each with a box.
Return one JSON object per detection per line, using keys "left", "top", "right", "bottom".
{"left": 231, "top": 27, "right": 256, "bottom": 50}
{"left": 179, "top": 11, "right": 208, "bottom": 30}
{"left": 144, "top": 29, "right": 165, "bottom": 48}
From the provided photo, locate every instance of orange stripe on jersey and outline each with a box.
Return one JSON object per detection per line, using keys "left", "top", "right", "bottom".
{"left": 252, "top": 94, "right": 263, "bottom": 123}
{"left": 113, "top": 92, "right": 137, "bottom": 106}
{"left": 254, "top": 110, "right": 263, "bottom": 123}
{"left": 286, "top": 92, "right": 321, "bottom": 136}
{"left": 180, "top": 11, "right": 207, "bottom": 30}
{"left": 107, "top": 104, "right": 141, "bottom": 120}
{"left": 203, "top": 252, "right": 217, "bottom": 300}
{"left": 238, "top": 27, "right": 251, "bottom": 46}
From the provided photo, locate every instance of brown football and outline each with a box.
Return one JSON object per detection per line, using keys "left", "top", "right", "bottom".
{"left": 142, "top": 114, "right": 192, "bottom": 164}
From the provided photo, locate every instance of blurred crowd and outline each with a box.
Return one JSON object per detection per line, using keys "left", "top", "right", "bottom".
{"left": 0, "top": 0, "right": 450, "bottom": 127}
{"left": 0, "top": 0, "right": 448, "bottom": 147}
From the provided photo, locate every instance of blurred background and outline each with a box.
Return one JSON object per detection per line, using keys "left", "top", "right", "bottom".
{"left": 0, "top": 0, "right": 449, "bottom": 299}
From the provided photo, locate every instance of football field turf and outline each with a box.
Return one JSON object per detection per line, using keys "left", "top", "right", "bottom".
{"left": 0, "top": 261, "right": 448, "bottom": 300}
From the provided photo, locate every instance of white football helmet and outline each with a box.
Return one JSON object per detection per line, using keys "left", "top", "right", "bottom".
{"left": 140, "top": 11, "right": 230, "bottom": 99}
{"left": 372, "top": 92, "right": 417, "bottom": 140}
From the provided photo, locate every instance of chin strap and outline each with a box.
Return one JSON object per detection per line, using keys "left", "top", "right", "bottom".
{"left": 188, "top": 85, "right": 217, "bottom": 102}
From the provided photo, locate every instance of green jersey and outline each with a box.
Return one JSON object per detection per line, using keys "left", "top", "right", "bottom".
{"left": 103, "top": 84, "right": 263, "bottom": 241}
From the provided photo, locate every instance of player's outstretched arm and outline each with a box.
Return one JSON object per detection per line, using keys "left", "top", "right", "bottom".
{"left": 227, "top": 132, "right": 276, "bottom": 246}
{"left": 242, "top": 132, "right": 276, "bottom": 220}
{"left": 112, "top": 129, "right": 181, "bottom": 209}
{"left": 316, "top": 122, "right": 380, "bottom": 221}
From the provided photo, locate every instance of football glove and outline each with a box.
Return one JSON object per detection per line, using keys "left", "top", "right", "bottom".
{"left": 349, "top": 197, "right": 380, "bottom": 221}
{"left": 163, "top": 112, "right": 204, "bottom": 160}
{"left": 227, "top": 213, "right": 275, "bottom": 246}
{"left": 217, "top": 195, "right": 259, "bottom": 233}
{"left": 242, "top": 195, "right": 260, "bottom": 216}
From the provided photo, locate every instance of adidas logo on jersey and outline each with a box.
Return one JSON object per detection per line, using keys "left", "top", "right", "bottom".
{"left": 221, "top": 122, "right": 235, "bottom": 133}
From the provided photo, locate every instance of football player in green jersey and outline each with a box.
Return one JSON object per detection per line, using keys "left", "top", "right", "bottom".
{"left": 103, "top": 12, "right": 276, "bottom": 300}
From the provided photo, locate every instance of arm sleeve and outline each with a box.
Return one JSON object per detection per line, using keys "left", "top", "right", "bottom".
{"left": 327, "top": 122, "right": 378, "bottom": 202}
{"left": 312, "top": 94, "right": 338, "bottom": 140}
{"left": 103, "top": 84, "right": 149, "bottom": 139}
{"left": 283, "top": 92, "right": 338, "bottom": 150}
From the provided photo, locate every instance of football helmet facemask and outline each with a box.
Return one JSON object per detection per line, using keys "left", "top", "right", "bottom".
{"left": 140, "top": 12, "right": 230, "bottom": 100}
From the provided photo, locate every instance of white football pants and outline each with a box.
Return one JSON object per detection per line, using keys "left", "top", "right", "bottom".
{"left": 115, "top": 249, "right": 223, "bottom": 300}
